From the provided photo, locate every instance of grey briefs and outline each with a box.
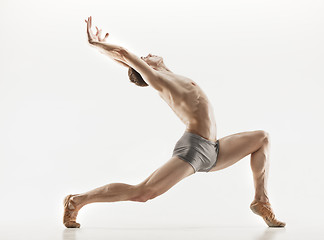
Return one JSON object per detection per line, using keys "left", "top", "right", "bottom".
{"left": 172, "top": 131, "right": 220, "bottom": 173}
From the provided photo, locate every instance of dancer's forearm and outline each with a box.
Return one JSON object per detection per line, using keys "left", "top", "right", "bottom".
{"left": 114, "top": 59, "right": 130, "bottom": 68}
{"left": 90, "top": 41, "right": 128, "bottom": 65}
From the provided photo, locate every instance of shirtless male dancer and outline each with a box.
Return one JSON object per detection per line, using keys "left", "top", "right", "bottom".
{"left": 63, "top": 16, "right": 286, "bottom": 228}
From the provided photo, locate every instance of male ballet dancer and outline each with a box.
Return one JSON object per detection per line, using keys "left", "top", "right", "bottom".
{"left": 63, "top": 16, "right": 286, "bottom": 228}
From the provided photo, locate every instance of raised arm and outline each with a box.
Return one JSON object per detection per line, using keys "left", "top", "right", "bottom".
{"left": 85, "top": 16, "right": 164, "bottom": 91}
{"left": 85, "top": 17, "right": 130, "bottom": 67}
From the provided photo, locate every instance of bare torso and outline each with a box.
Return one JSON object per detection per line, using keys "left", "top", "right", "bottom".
{"left": 157, "top": 71, "right": 217, "bottom": 142}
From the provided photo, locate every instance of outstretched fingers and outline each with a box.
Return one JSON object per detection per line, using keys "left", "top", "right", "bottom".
{"left": 95, "top": 26, "right": 102, "bottom": 39}
{"left": 84, "top": 16, "right": 109, "bottom": 42}
{"left": 85, "top": 16, "right": 92, "bottom": 27}
{"left": 103, "top": 33, "right": 109, "bottom": 41}
{"left": 95, "top": 26, "right": 109, "bottom": 42}
{"left": 85, "top": 17, "right": 92, "bottom": 41}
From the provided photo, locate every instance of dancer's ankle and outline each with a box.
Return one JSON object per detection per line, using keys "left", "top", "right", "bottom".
{"left": 71, "top": 194, "right": 85, "bottom": 209}
{"left": 253, "top": 196, "right": 270, "bottom": 203}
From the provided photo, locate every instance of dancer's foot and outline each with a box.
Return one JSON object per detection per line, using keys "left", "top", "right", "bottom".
{"left": 63, "top": 194, "right": 81, "bottom": 228}
{"left": 250, "top": 200, "right": 286, "bottom": 227}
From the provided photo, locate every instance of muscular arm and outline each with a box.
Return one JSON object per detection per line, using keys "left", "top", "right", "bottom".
{"left": 114, "top": 59, "right": 130, "bottom": 68}
{"left": 90, "top": 41, "right": 130, "bottom": 67}
{"left": 95, "top": 43, "right": 163, "bottom": 91}
{"left": 85, "top": 16, "right": 163, "bottom": 91}
{"left": 85, "top": 17, "right": 129, "bottom": 66}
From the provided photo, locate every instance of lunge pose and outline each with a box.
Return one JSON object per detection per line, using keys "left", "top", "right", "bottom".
{"left": 63, "top": 16, "right": 286, "bottom": 228}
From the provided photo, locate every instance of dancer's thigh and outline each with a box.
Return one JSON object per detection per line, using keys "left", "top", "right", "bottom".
{"left": 136, "top": 156, "right": 195, "bottom": 198}
{"left": 209, "top": 130, "right": 268, "bottom": 172}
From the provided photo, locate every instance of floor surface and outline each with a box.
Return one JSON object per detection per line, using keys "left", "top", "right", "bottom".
{"left": 0, "top": 224, "right": 323, "bottom": 240}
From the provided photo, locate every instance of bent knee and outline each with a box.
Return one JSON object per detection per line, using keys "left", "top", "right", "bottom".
{"left": 256, "top": 130, "right": 270, "bottom": 144}
{"left": 131, "top": 186, "right": 159, "bottom": 202}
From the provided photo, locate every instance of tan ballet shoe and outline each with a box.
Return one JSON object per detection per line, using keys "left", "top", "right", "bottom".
{"left": 250, "top": 200, "right": 286, "bottom": 227}
{"left": 63, "top": 194, "right": 81, "bottom": 228}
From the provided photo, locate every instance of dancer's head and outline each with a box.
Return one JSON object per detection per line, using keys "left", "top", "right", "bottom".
{"left": 141, "top": 54, "right": 165, "bottom": 70}
{"left": 128, "top": 53, "right": 170, "bottom": 87}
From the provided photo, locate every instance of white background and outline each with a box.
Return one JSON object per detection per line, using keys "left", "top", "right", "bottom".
{"left": 0, "top": 0, "right": 323, "bottom": 239}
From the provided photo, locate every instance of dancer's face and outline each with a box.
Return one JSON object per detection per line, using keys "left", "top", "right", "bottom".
{"left": 141, "top": 53, "right": 164, "bottom": 68}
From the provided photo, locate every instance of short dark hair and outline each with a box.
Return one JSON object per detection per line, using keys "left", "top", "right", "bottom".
{"left": 128, "top": 67, "right": 148, "bottom": 87}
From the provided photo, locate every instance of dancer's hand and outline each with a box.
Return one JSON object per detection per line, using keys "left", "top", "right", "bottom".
{"left": 85, "top": 16, "right": 109, "bottom": 44}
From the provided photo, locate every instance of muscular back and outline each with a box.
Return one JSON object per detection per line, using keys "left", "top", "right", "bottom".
{"left": 156, "top": 71, "right": 217, "bottom": 142}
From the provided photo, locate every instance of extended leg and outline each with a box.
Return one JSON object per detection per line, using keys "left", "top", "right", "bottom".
{"left": 63, "top": 156, "right": 194, "bottom": 228}
{"left": 63, "top": 182, "right": 143, "bottom": 228}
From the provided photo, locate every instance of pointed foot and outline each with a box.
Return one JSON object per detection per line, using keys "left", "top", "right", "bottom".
{"left": 64, "top": 220, "right": 81, "bottom": 228}
{"left": 63, "top": 194, "right": 81, "bottom": 228}
{"left": 250, "top": 200, "right": 286, "bottom": 227}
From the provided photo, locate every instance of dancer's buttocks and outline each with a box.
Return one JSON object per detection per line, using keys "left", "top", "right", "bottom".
{"left": 172, "top": 131, "right": 220, "bottom": 173}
